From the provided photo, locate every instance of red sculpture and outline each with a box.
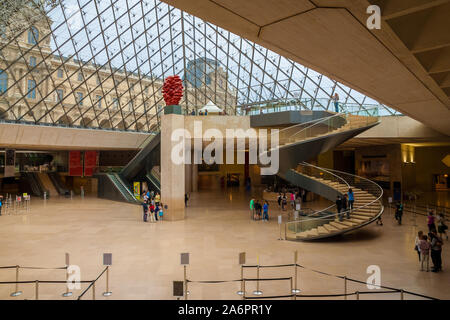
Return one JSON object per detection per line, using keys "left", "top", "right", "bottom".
{"left": 162, "top": 75, "right": 184, "bottom": 106}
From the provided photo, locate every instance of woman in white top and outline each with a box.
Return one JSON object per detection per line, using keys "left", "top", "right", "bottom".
{"left": 414, "top": 230, "right": 423, "bottom": 262}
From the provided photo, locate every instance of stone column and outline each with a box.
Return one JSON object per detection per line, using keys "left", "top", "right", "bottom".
{"left": 161, "top": 108, "right": 185, "bottom": 221}
{"left": 185, "top": 163, "right": 192, "bottom": 193}
{"left": 192, "top": 164, "right": 198, "bottom": 192}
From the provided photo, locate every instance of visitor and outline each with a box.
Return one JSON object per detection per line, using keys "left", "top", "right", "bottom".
{"left": 155, "top": 192, "right": 161, "bottom": 206}
{"left": 336, "top": 196, "right": 343, "bottom": 221}
{"left": 290, "top": 192, "right": 295, "bottom": 209}
{"left": 263, "top": 201, "right": 269, "bottom": 222}
{"left": 190, "top": 109, "right": 196, "bottom": 116}
{"left": 419, "top": 235, "right": 430, "bottom": 272}
{"left": 254, "top": 200, "right": 262, "bottom": 220}
{"left": 414, "top": 231, "right": 423, "bottom": 262}
{"left": 143, "top": 192, "right": 148, "bottom": 203}
{"left": 430, "top": 231, "right": 443, "bottom": 272}
{"left": 348, "top": 189, "right": 354, "bottom": 211}
{"left": 301, "top": 189, "right": 306, "bottom": 203}
{"left": 205, "top": 110, "right": 208, "bottom": 116}
{"left": 277, "top": 193, "right": 282, "bottom": 208}
{"left": 154, "top": 204, "right": 160, "bottom": 221}
{"left": 437, "top": 213, "right": 448, "bottom": 240}
{"left": 199, "top": 111, "right": 204, "bottom": 115}
{"left": 427, "top": 211, "right": 436, "bottom": 233}
{"left": 342, "top": 194, "right": 349, "bottom": 219}
{"left": 395, "top": 202, "right": 403, "bottom": 225}
{"left": 250, "top": 198, "right": 255, "bottom": 220}
{"left": 185, "top": 193, "right": 189, "bottom": 207}
{"left": 142, "top": 200, "right": 149, "bottom": 222}
{"left": 149, "top": 202, "right": 155, "bottom": 222}
{"left": 159, "top": 203, "right": 164, "bottom": 221}
{"left": 149, "top": 189, "right": 154, "bottom": 199}
{"left": 332, "top": 93, "right": 340, "bottom": 113}
{"left": 281, "top": 193, "right": 287, "bottom": 211}
{"left": 0, "top": 195, "right": 3, "bottom": 216}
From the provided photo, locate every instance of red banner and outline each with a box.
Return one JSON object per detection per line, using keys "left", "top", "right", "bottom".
{"left": 84, "top": 151, "right": 98, "bottom": 177}
{"left": 69, "top": 151, "right": 83, "bottom": 176}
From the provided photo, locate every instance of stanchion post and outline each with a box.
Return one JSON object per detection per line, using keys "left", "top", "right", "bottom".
{"left": 181, "top": 253, "right": 190, "bottom": 300}
{"left": 344, "top": 276, "right": 347, "bottom": 300}
{"left": 400, "top": 289, "right": 404, "bottom": 300}
{"left": 102, "top": 253, "right": 112, "bottom": 296}
{"left": 184, "top": 265, "right": 188, "bottom": 300}
{"left": 35, "top": 280, "right": 39, "bottom": 300}
{"left": 10, "top": 265, "right": 22, "bottom": 297}
{"left": 290, "top": 277, "right": 294, "bottom": 300}
{"left": 242, "top": 279, "right": 246, "bottom": 300}
{"left": 92, "top": 281, "right": 95, "bottom": 300}
{"left": 253, "top": 255, "right": 263, "bottom": 296}
{"left": 292, "top": 250, "right": 300, "bottom": 295}
{"left": 62, "top": 253, "right": 73, "bottom": 297}
{"left": 237, "top": 252, "right": 246, "bottom": 296}
{"left": 356, "top": 291, "right": 359, "bottom": 300}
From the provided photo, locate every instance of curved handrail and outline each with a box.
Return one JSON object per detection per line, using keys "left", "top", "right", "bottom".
{"left": 285, "top": 162, "right": 384, "bottom": 237}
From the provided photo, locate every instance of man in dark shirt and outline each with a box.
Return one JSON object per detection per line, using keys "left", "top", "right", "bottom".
{"left": 336, "top": 196, "right": 343, "bottom": 221}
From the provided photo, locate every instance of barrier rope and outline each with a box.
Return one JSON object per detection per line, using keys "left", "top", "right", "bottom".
{"left": 77, "top": 267, "right": 108, "bottom": 300}
{"left": 0, "top": 265, "right": 67, "bottom": 270}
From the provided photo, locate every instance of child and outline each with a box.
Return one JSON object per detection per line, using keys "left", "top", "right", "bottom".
{"left": 418, "top": 235, "right": 431, "bottom": 272}
{"left": 159, "top": 204, "right": 164, "bottom": 221}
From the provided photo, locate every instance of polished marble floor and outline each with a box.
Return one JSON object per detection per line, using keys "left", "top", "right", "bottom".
{"left": 0, "top": 188, "right": 448, "bottom": 300}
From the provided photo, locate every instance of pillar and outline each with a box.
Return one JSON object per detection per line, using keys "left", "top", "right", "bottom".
{"left": 161, "top": 111, "right": 185, "bottom": 221}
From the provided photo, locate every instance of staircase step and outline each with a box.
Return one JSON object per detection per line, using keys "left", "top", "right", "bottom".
{"left": 335, "top": 219, "right": 356, "bottom": 227}
{"left": 322, "top": 224, "right": 339, "bottom": 232}
{"left": 317, "top": 226, "right": 331, "bottom": 235}
{"left": 329, "top": 221, "right": 348, "bottom": 230}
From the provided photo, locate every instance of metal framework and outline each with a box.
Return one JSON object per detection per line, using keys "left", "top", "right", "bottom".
{"left": 0, "top": 0, "right": 400, "bottom": 133}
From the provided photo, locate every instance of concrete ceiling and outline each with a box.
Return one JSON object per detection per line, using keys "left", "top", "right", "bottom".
{"left": 162, "top": 0, "right": 450, "bottom": 135}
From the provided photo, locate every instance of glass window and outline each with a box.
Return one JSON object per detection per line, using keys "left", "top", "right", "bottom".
{"left": 0, "top": 26, "right": 6, "bottom": 39}
{"left": 57, "top": 69, "right": 63, "bottom": 78}
{"left": 96, "top": 95, "right": 102, "bottom": 108}
{"left": 29, "top": 56, "right": 37, "bottom": 67}
{"left": 78, "top": 72, "right": 83, "bottom": 81}
{"left": 112, "top": 97, "right": 119, "bottom": 109}
{"left": 0, "top": 70, "right": 8, "bottom": 94}
{"left": 28, "top": 27, "right": 39, "bottom": 45}
{"left": 27, "top": 80, "right": 36, "bottom": 99}
{"left": 76, "top": 92, "right": 83, "bottom": 105}
{"left": 96, "top": 76, "right": 101, "bottom": 85}
{"left": 128, "top": 101, "right": 134, "bottom": 112}
{"left": 56, "top": 89, "right": 64, "bottom": 102}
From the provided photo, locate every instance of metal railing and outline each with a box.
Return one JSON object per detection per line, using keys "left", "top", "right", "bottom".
{"left": 285, "top": 163, "right": 383, "bottom": 240}
{"left": 268, "top": 106, "right": 379, "bottom": 147}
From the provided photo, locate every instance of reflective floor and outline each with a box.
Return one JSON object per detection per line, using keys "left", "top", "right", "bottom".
{"left": 0, "top": 188, "right": 448, "bottom": 300}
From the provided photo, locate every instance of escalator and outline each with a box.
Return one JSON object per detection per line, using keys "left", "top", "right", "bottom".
{"left": 98, "top": 133, "right": 161, "bottom": 204}
{"left": 37, "top": 173, "right": 58, "bottom": 197}
{"left": 22, "top": 172, "right": 49, "bottom": 198}
{"left": 106, "top": 173, "right": 140, "bottom": 203}
{"left": 48, "top": 172, "right": 70, "bottom": 196}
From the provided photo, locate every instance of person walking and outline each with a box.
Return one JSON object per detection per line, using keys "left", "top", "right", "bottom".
{"left": 430, "top": 231, "right": 443, "bottom": 272}
{"left": 419, "top": 235, "right": 431, "bottom": 272}
{"left": 427, "top": 211, "right": 436, "bottom": 233}
{"left": 281, "top": 194, "right": 287, "bottom": 211}
{"left": 336, "top": 196, "right": 343, "bottom": 221}
{"left": 185, "top": 193, "right": 189, "bottom": 207}
{"left": 437, "top": 213, "right": 448, "bottom": 240}
{"left": 342, "top": 194, "right": 349, "bottom": 219}
{"left": 414, "top": 231, "right": 423, "bottom": 263}
{"left": 277, "top": 193, "right": 282, "bottom": 209}
{"left": 395, "top": 202, "right": 403, "bottom": 225}
{"left": 263, "top": 201, "right": 269, "bottom": 222}
{"left": 250, "top": 198, "right": 255, "bottom": 220}
{"left": 290, "top": 192, "right": 295, "bottom": 210}
{"left": 142, "top": 200, "right": 149, "bottom": 222}
{"left": 348, "top": 189, "right": 354, "bottom": 211}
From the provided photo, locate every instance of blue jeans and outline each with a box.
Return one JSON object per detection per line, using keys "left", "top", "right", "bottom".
{"left": 334, "top": 102, "right": 339, "bottom": 113}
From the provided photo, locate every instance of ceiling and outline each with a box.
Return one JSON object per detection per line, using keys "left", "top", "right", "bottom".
{"left": 161, "top": 0, "right": 450, "bottom": 135}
